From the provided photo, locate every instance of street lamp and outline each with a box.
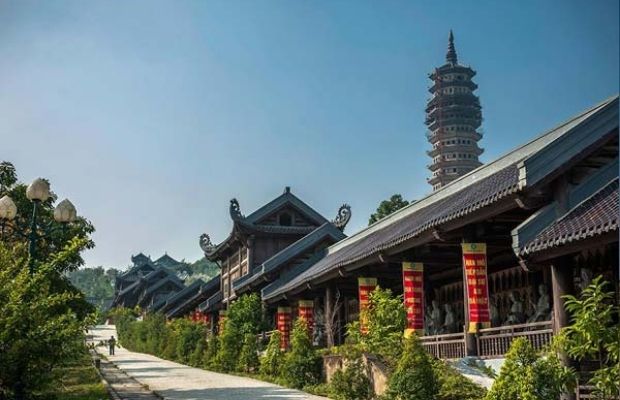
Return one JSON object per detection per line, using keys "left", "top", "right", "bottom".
{"left": 0, "top": 177, "right": 78, "bottom": 274}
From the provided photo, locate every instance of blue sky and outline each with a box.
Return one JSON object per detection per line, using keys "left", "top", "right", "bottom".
{"left": 1, "top": 1, "right": 618, "bottom": 269}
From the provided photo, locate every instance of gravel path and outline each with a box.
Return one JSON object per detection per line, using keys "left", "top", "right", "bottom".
{"left": 90, "top": 325, "right": 328, "bottom": 400}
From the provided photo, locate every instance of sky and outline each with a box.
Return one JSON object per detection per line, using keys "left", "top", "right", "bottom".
{"left": 0, "top": 1, "right": 618, "bottom": 270}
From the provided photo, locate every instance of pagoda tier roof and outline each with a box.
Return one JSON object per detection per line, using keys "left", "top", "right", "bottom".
{"left": 263, "top": 95, "right": 618, "bottom": 303}
{"left": 429, "top": 64, "right": 476, "bottom": 80}
{"left": 426, "top": 94, "right": 481, "bottom": 113}
{"left": 426, "top": 116, "right": 482, "bottom": 132}
{"left": 512, "top": 159, "right": 618, "bottom": 259}
{"left": 200, "top": 188, "right": 351, "bottom": 260}
{"left": 428, "top": 79, "right": 478, "bottom": 94}
{"left": 233, "top": 222, "right": 346, "bottom": 293}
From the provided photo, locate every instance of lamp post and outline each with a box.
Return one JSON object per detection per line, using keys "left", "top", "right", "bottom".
{"left": 0, "top": 177, "right": 77, "bottom": 274}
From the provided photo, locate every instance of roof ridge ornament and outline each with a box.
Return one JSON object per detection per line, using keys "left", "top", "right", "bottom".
{"left": 446, "top": 29, "right": 457, "bottom": 65}
{"left": 229, "top": 198, "right": 244, "bottom": 221}
{"left": 332, "top": 204, "right": 352, "bottom": 231}
{"left": 199, "top": 233, "right": 216, "bottom": 255}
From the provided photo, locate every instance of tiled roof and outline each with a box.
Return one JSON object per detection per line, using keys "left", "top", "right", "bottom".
{"left": 522, "top": 179, "right": 618, "bottom": 254}
{"left": 234, "top": 222, "right": 346, "bottom": 292}
{"left": 263, "top": 95, "right": 618, "bottom": 302}
{"left": 167, "top": 275, "right": 221, "bottom": 318}
{"left": 198, "top": 290, "right": 223, "bottom": 313}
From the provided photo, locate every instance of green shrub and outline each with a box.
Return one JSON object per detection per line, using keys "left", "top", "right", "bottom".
{"left": 281, "top": 318, "right": 322, "bottom": 389}
{"left": 384, "top": 335, "right": 438, "bottom": 400}
{"left": 189, "top": 337, "right": 207, "bottom": 367}
{"left": 363, "top": 287, "right": 406, "bottom": 365}
{"left": 215, "top": 319, "right": 242, "bottom": 371}
{"left": 486, "top": 337, "right": 573, "bottom": 400}
{"left": 328, "top": 357, "right": 372, "bottom": 400}
{"left": 434, "top": 359, "right": 486, "bottom": 400}
{"left": 260, "top": 330, "right": 284, "bottom": 377}
{"left": 174, "top": 319, "right": 205, "bottom": 364}
{"left": 203, "top": 333, "right": 220, "bottom": 370}
{"left": 227, "top": 293, "right": 264, "bottom": 335}
{"left": 561, "top": 276, "right": 619, "bottom": 398}
{"left": 237, "top": 333, "right": 260, "bottom": 373}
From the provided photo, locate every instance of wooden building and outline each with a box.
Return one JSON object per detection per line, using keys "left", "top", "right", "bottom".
{"left": 262, "top": 95, "right": 619, "bottom": 357}
{"left": 197, "top": 187, "right": 351, "bottom": 330}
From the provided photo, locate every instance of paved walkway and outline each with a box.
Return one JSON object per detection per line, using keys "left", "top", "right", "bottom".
{"left": 90, "top": 325, "right": 328, "bottom": 400}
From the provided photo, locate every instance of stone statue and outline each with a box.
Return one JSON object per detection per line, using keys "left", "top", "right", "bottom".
{"left": 504, "top": 291, "right": 525, "bottom": 325}
{"left": 579, "top": 268, "right": 593, "bottom": 292}
{"left": 527, "top": 284, "right": 551, "bottom": 322}
{"left": 430, "top": 300, "right": 443, "bottom": 335}
{"left": 424, "top": 305, "right": 433, "bottom": 335}
{"left": 489, "top": 298, "right": 501, "bottom": 327}
{"left": 442, "top": 303, "right": 457, "bottom": 333}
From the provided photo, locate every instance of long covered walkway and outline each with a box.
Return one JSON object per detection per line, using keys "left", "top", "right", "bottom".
{"left": 89, "top": 325, "right": 327, "bottom": 400}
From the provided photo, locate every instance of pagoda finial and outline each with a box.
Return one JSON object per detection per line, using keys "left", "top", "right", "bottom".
{"left": 446, "top": 29, "right": 457, "bottom": 65}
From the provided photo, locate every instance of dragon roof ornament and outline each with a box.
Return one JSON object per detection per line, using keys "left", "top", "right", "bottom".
{"left": 332, "top": 203, "right": 352, "bottom": 231}
{"left": 199, "top": 233, "right": 216, "bottom": 255}
{"left": 229, "top": 198, "right": 244, "bottom": 221}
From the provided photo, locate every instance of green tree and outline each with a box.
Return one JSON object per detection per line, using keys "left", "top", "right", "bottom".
{"left": 485, "top": 337, "right": 573, "bottom": 400}
{"left": 434, "top": 359, "right": 486, "bottom": 400}
{"left": 361, "top": 287, "right": 406, "bottom": 365}
{"left": 203, "top": 333, "right": 220, "bottom": 370}
{"left": 260, "top": 330, "right": 284, "bottom": 377}
{"left": 368, "top": 194, "right": 410, "bottom": 225}
{"left": 215, "top": 319, "right": 242, "bottom": 372}
{"left": 237, "top": 333, "right": 260, "bottom": 373}
{"left": 561, "top": 276, "right": 619, "bottom": 398}
{"left": 281, "top": 318, "right": 322, "bottom": 389}
{"left": 189, "top": 337, "right": 207, "bottom": 368}
{"left": 385, "top": 335, "right": 438, "bottom": 400}
{"left": 328, "top": 357, "right": 372, "bottom": 400}
{"left": 0, "top": 239, "right": 94, "bottom": 399}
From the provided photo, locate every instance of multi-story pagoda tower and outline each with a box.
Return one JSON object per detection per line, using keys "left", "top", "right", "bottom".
{"left": 426, "top": 31, "right": 483, "bottom": 191}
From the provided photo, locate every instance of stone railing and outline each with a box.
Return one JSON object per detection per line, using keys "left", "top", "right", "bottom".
{"left": 419, "top": 332, "right": 466, "bottom": 359}
{"left": 476, "top": 320, "right": 554, "bottom": 359}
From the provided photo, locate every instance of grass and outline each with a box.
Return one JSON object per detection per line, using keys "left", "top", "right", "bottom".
{"left": 48, "top": 349, "right": 109, "bottom": 400}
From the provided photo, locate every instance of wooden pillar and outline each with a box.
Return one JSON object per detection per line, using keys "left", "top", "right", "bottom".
{"left": 551, "top": 256, "right": 574, "bottom": 334}
{"left": 552, "top": 256, "right": 576, "bottom": 400}
{"left": 325, "top": 286, "right": 334, "bottom": 348}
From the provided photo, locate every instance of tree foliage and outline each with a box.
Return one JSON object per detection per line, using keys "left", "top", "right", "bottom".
{"left": 237, "top": 333, "right": 259, "bottom": 373}
{"left": 361, "top": 287, "right": 406, "bottom": 365}
{"left": 0, "top": 239, "right": 94, "bottom": 399}
{"left": 260, "top": 330, "right": 284, "bottom": 377}
{"left": 281, "top": 318, "right": 322, "bottom": 389}
{"left": 328, "top": 357, "right": 372, "bottom": 400}
{"left": 561, "top": 276, "right": 619, "bottom": 398}
{"left": 485, "top": 337, "right": 573, "bottom": 400}
{"left": 384, "top": 335, "right": 438, "bottom": 400}
{"left": 368, "top": 194, "right": 410, "bottom": 225}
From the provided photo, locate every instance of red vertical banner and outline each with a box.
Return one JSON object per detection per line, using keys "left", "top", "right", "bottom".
{"left": 277, "top": 306, "right": 292, "bottom": 350}
{"left": 462, "top": 243, "right": 491, "bottom": 333}
{"left": 298, "top": 300, "right": 314, "bottom": 335}
{"left": 402, "top": 262, "right": 424, "bottom": 337}
{"left": 218, "top": 310, "right": 227, "bottom": 332}
{"left": 358, "top": 277, "right": 378, "bottom": 334}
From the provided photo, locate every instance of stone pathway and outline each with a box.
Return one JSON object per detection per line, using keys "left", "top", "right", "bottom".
{"left": 89, "top": 325, "right": 328, "bottom": 400}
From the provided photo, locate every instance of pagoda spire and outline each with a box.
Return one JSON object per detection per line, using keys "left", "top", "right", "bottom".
{"left": 446, "top": 30, "right": 458, "bottom": 65}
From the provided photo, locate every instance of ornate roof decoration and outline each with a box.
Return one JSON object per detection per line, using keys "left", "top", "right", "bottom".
{"left": 229, "top": 198, "right": 244, "bottom": 221}
{"left": 199, "top": 233, "right": 216, "bottom": 255}
{"left": 332, "top": 204, "right": 352, "bottom": 231}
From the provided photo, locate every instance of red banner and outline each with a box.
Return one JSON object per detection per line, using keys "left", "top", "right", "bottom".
{"left": 462, "top": 243, "right": 491, "bottom": 333}
{"left": 298, "top": 300, "right": 314, "bottom": 335}
{"left": 402, "top": 262, "right": 424, "bottom": 337}
{"left": 358, "top": 277, "right": 377, "bottom": 334}
{"left": 277, "top": 306, "right": 292, "bottom": 350}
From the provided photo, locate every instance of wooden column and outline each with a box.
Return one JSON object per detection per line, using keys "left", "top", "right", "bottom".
{"left": 325, "top": 286, "right": 335, "bottom": 348}
{"left": 551, "top": 256, "right": 574, "bottom": 334}
{"left": 552, "top": 256, "right": 576, "bottom": 400}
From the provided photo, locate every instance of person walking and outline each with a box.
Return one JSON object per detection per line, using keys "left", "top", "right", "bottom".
{"left": 108, "top": 335, "right": 116, "bottom": 356}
